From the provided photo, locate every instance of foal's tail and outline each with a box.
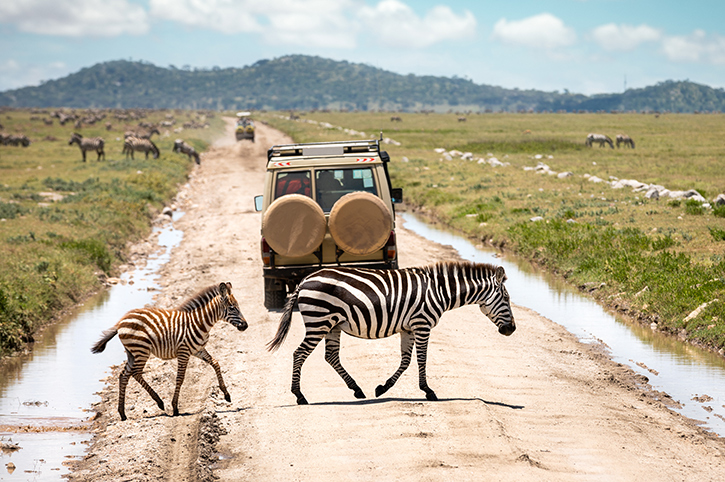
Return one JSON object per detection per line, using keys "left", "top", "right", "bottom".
{"left": 91, "top": 326, "right": 118, "bottom": 354}
{"left": 266, "top": 285, "right": 301, "bottom": 352}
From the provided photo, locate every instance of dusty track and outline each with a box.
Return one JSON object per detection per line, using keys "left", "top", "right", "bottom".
{"left": 71, "top": 121, "right": 725, "bottom": 481}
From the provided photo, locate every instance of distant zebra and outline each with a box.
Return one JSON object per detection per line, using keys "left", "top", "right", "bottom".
{"left": 267, "top": 262, "right": 516, "bottom": 405}
{"left": 69, "top": 132, "right": 104, "bottom": 161}
{"left": 173, "top": 139, "right": 200, "bottom": 164}
{"left": 124, "top": 136, "right": 160, "bottom": 159}
{"left": 91, "top": 282, "right": 248, "bottom": 421}
{"left": 585, "top": 133, "right": 613, "bottom": 148}
{"left": 616, "top": 134, "right": 635, "bottom": 148}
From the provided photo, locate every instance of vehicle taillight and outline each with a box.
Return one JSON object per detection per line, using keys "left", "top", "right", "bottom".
{"left": 262, "top": 238, "right": 271, "bottom": 266}
{"left": 385, "top": 231, "right": 396, "bottom": 261}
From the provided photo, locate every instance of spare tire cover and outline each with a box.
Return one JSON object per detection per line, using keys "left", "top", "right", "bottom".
{"left": 329, "top": 192, "right": 393, "bottom": 256}
{"left": 262, "top": 194, "right": 326, "bottom": 257}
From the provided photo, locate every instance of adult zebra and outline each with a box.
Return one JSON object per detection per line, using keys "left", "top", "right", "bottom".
{"left": 585, "top": 133, "right": 614, "bottom": 148}
{"left": 124, "top": 136, "right": 160, "bottom": 159}
{"left": 69, "top": 132, "right": 105, "bottom": 161}
{"left": 91, "top": 282, "right": 248, "bottom": 420}
{"left": 267, "top": 261, "right": 515, "bottom": 405}
{"left": 173, "top": 139, "right": 200, "bottom": 164}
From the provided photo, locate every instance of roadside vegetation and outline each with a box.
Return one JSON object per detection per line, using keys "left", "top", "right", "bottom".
{"left": 260, "top": 111, "right": 725, "bottom": 353}
{"left": 0, "top": 108, "right": 223, "bottom": 356}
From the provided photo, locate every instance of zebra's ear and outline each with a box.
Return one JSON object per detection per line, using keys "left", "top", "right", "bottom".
{"left": 495, "top": 266, "right": 506, "bottom": 284}
{"left": 219, "top": 282, "right": 229, "bottom": 296}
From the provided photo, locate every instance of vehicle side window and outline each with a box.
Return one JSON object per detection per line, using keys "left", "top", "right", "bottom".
{"left": 315, "top": 168, "right": 377, "bottom": 212}
{"left": 275, "top": 171, "right": 311, "bottom": 199}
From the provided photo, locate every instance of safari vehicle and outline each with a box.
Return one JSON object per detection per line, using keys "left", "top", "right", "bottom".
{"left": 254, "top": 138, "right": 403, "bottom": 309}
{"left": 235, "top": 111, "right": 255, "bottom": 142}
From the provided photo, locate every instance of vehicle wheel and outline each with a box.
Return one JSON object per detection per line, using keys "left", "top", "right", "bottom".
{"left": 264, "top": 288, "right": 286, "bottom": 310}
{"left": 328, "top": 192, "right": 393, "bottom": 255}
{"left": 262, "top": 194, "right": 326, "bottom": 257}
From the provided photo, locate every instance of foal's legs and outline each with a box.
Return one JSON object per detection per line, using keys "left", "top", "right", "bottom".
{"left": 194, "top": 348, "right": 231, "bottom": 402}
{"left": 119, "top": 349, "right": 164, "bottom": 421}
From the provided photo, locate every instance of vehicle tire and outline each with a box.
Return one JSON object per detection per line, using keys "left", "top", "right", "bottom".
{"left": 264, "top": 288, "right": 286, "bottom": 310}
{"left": 328, "top": 192, "right": 393, "bottom": 256}
{"left": 262, "top": 194, "right": 326, "bottom": 257}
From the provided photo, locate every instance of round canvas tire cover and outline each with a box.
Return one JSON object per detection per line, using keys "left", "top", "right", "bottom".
{"left": 329, "top": 192, "right": 392, "bottom": 256}
{"left": 262, "top": 194, "right": 326, "bottom": 257}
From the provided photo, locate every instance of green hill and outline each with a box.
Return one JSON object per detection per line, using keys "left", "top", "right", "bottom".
{"left": 1, "top": 55, "right": 723, "bottom": 113}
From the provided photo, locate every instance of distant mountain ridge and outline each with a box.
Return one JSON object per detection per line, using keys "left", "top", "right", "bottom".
{"left": 1, "top": 55, "right": 723, "bottom": 113}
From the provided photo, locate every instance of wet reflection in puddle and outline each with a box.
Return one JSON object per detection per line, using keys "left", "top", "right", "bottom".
{"left": 0, "top": 213, "right": 184, "bottom": 479}
{"left": 401, "top": 213, "right": 725, "bottom": 437}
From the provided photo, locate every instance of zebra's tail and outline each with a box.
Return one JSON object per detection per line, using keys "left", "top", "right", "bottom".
{"left": 266, "top": 285, "right": 301, "bottom": 352}
{"left": 91, "top": 326, "right": 118, "bottom": 354}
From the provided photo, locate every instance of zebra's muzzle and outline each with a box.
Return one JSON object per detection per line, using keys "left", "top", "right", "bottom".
{"left": 232, "top": 319, "right": 248, "bottom": 331}
{"left": 498, "top": 322, "right": 516, "bottom": 336}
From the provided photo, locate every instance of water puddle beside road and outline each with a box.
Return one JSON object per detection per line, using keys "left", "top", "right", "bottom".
{"left": 401, "top": 213, "right": 725, "bottom": 437}
{"left": 0, "top": 213, "right": 184, "bottom": 480}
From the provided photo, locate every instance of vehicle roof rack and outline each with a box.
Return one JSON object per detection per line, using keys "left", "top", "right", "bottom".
{"left": 268, "top": 139, "right": 381, "bottom": 161}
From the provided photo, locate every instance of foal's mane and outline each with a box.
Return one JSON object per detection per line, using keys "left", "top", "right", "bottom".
{"left": 177, "top": 284, "right": 221, "bottom": 312}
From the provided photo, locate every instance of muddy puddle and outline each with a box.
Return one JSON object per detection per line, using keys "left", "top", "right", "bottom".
{"left": 400, "top": 213, "right": 725, "bottom": 437}
{"left": 0, "top": 213, "right": 184, "bottom": 480}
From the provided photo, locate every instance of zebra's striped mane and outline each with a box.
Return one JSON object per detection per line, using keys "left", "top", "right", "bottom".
{"left": 177, "top": 284, "right": 221, "bottom": 312}
{"left": 430, "top": 260, "right": 504, "bottom": 281}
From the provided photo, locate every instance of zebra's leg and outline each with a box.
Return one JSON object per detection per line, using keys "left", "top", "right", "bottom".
{"left": 324, "top": 327, "right": 365, "bottom": 399}
{"left": 194, "top": 348, "right": 231, "bottom": 402}
{"left": 118, "top": 357, "right": 132, "bottom": 421}
{"left": 413, "top": 327, "right": 437, "bottom": 401}
{"left": 375, "top": 330, "right": 414, "bottom": 398}
{"left": 171, "top": 349, "right": 191, "bottom": 416}
{"left": 128, "top": 352, "right": 165, "bottom": 413}
{"left": 291, "top": 334, "right": 325, "bottom": 405}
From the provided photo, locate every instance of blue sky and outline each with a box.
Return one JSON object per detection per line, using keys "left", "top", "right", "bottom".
{"left": 1, "top": 0, "right": 723, "bottom": 95}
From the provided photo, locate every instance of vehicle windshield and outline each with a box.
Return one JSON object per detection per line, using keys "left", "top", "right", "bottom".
{"left": 315, "top": 167, "right": 377, "bottom": 212}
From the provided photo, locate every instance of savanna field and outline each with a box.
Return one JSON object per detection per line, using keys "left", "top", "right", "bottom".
{"left": 1, "top": 108, "right": 724, "bottom": 357}
{"left": 259, "top": 111, "right": 725, "bottom": 352}
{"left": 0, "top": 108, "right": 223, "bottom": 355}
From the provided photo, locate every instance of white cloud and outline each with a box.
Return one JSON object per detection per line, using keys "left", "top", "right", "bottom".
{"left": 0, "top": 60, "right": 70, "bottom": 91}
{"left": 357, "top": 0, "right": 476, "bottom": 48}
{"left": 150, "top": 0, "right": 358, "bottom": 48}
{"left": 591, "top": 23, "right": 661, "bottom": 52}
{"left": 661, "top": 30, "right": 725, "bottom": 64}
{"left": 0, "top": 0, "right": 148, "bottom": 37}
{"left": 491, "top": 13, "right": 576, "bottom": 50}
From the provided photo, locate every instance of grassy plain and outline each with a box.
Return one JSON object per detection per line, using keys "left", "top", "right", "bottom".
{"left": 260, "top": 111, "right": 725, "bottom": 352}
{"left": 0, "top": 108, "right": 223, "bottom": 355}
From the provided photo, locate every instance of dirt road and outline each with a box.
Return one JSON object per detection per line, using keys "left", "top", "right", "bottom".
{"left": 71, "top": 121, "right": 725, "bottom": 481}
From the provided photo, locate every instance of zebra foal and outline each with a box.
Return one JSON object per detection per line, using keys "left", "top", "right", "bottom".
{"left": 69, "top": 132, "right": 105, "bottom": 161}
{"left": 267, "top": 262, "right": 515, "bottom": 405}
{"left": 91, "top": 282, "right": 248, "bottom": 420}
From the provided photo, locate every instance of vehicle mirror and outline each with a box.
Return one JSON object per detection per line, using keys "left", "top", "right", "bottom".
{"left": 391, "top": 188, "right": 403, "bottom": 204}
{"left": 254, "top": 195, "right": 264, "bottom": 212}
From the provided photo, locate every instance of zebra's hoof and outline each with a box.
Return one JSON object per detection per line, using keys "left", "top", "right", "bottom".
{"left": 158, "top": 400, "right": 165, "bottom": 410}
{"left": 353, "top": 388, "right": 366, "bottom": 399}
{"left": 224, "top": 394, "right": 231, "bottom": 403}
{"left": 425, "top": 391, "right": 438, "bottom": 401}
{"left": 296, "top": 396, "right": 309, "bottom": 405}
{"left": 120, "top": 414, "right": 127, "bottom": 421}
{"left": 375, "top": 385, "right": 388, "bottom": 398}
{"left": 173, "top": 408, "right": 179, "bottom": 416}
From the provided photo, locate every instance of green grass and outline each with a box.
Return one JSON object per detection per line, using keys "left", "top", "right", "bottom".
{"left": 260, "top": 111, "right": 725, "bottom": 352}
{"left": 0, "top": 108, "right": 224, "bottom": 355}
